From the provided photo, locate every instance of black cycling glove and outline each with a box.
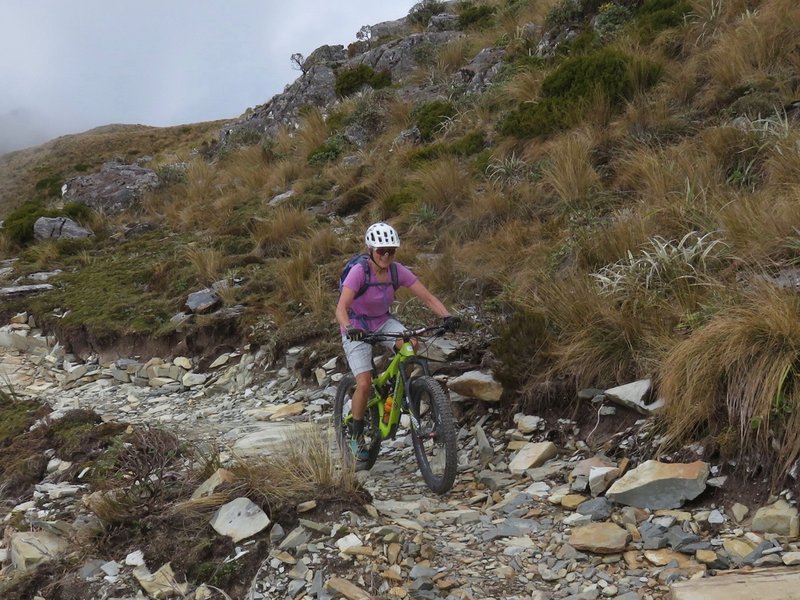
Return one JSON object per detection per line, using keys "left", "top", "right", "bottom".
{"left": 346, "top": 327, "right": 367, "bottom": 341}
{"left": 442, "top": 315, "right": 461, "bottom": 332}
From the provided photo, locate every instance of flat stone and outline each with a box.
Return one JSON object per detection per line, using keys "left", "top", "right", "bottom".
{"left": 325, "top": 576, "right": 371, "bottom": 599}
{"left": 569, "top": 522, "right": 630, "bottom": 554}
{"left": 10, "top": 531, "right": 68, "bottom": 572}
{"left": 751, "top": 499, "right": 800, "bottom": 536}
{"left": 447, "top": 370, "right": 503, "bottom": 402}
{"left": 606, "top": 460, "right": 709, "bottom": 509}
{"left": 508, "top": 441, "right": 558, "bottom": 475}
{"left": 210, "top": 497, "right": 270, "bottom": 542}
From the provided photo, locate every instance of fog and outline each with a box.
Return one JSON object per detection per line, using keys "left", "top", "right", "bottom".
{"left": 0, "top": 0, "right": 418, "bottom": 154}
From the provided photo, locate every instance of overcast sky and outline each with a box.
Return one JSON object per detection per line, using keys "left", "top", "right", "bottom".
{"left": 0, "top": 1, "right": 418, "bottom": 154}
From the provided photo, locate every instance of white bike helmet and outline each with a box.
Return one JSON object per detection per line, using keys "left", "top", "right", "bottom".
{"left": 365, "top": 222, "right": 400, "bottom": 248}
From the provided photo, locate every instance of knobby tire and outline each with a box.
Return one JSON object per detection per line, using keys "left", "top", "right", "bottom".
{"left": 410, "top": 376, "right": 457, "bottom": 494}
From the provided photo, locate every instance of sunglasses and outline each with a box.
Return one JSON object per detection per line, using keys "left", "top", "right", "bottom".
{"left": 375, "top": 247, "right": 397, "bottom": 257}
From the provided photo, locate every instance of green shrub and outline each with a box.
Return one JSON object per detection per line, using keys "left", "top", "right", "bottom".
{"left": 499, "top": 98, "right": 570, "bottom": 138}
{"left": 500, "top": 49, "right": 662, "bottom": 138}
{"left": 380, "top": 189, "right": 419, "bottom": 217}
{"left": 541, "top": 48, "right": 631, "bottom": 102}
{"left": 34, "top": 174, "right": 63, "bottom": 199}
{"left": 408, "top": 131, "right": 485, "bottom": 166}
{"left": 411, "top": 100, "right": 456, "bottom": 141}
{"left": 334, "top": 65, "right": 391, "bottom": 98}
{"left": 408, "top": 0, "right": 447, "bottom": 27}
{"left": 458, "top": 3, "right": 496, "bottom": 29}
{"left": 594, "top": 2, "right": 633, "bottom": 39}
{"left": 2, "top": 201, "right": 92, "bottom": 246}
{"left": 635, "top": 0, "right": 693, "bottom": 42}
{"left": 307, "top": 136, "right": 345, "bottom": 166}
{"left": 545, "top": 0, "right": 585, "bottom": 29}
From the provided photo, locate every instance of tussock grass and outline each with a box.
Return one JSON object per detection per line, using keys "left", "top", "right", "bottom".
{"left": 576, "top": 210, "right": 650, "bottom": 271}
{"left": 250, "top": 207, "right": 314, "bottom": 258}
{"left": 265, "top": 159, "right": 309, "bottom": 193}
{"left": 716, "top": 188, "right": 800, "bottom": 262}
{"left": 765, "top": 128, "right": 800, "bottom": 188}
{"left": 529, "top": 275, "right": 671, "bottom": 386}
{"left": 457, "top": 219, "right": 548, "bottom": 297}
{"left": 230, "top": 427, "right": 360, "bottom": 514}
{"left": 697, "top": 0, "right": 800, "bottom": 110}
{"left": 184, "top": 158, "right": 216, "bottom": 205}
{"left": 295, "top": 107, "right": 330, "bottom": 159}
{"left": 411, "top": 157, "right": 472, "bottom": 212}
{"left": 437, "top": 36, "right": 474, "bottom": 74}
{"left": 503, "top": 69, "right": 545, "bottom": 104}
{"left": 658, "top": 282, "right": 800, "bottom": 483}
{"left": 184, "top": 245, "right": 225, "bottom": 285}
{"left": 273, "top": 250, "right": 314, "bottom": 301}
{"left": 222, "top": 145, "right": 273, "bottom": 191}
{"left": 540, "top": 129, "right": 601, "bottom": 208}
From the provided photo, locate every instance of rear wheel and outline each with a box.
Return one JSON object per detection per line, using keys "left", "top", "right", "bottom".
{"left": 409, "top": 376, "right": 457, "bottom": 494}
{"left": 333, "top": 374, "right": 381, "bottom": 470}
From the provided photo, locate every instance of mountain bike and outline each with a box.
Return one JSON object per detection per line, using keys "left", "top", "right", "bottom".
{"left": 333, "top": 325, "right": 458, "bottom": 495}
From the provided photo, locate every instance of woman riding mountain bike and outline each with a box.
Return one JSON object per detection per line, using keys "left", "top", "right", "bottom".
{"left": 334, "top": 222, "right": 460, "bottom": 463}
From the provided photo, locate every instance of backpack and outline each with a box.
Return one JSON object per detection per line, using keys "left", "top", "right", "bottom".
{"left": 339, "top": 254, "right": 399, "bottom": 299}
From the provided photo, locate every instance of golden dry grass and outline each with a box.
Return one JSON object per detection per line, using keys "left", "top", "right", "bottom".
{"left": 411, "top": 157, "right": 472, "bottom": 212}
{"left": 657, "top": 281, "right": 800, "bottom": 483}
{"left": 437, "top": 36, "right": 475, "bottom": 74}
{"left": 503, "top": 69, "right": 545, "bottom": 104}
{"left": 715, "top": 188, "right": 800, "bottom": 262}
{"left": 693, "top": 0, "right": 800, "bottom": 110}
{"left": 540, "top": 130, "right": 601, "bottom": 208}
{"left": 528, "top": 275, "right": 674, "bottom": 386}
{"left": 265, "top": 159, "right": 309, "bottom": 194}
{"left": 184, "top": 245, "right": 225, "bottom": 285}
{"left": 294, "top": 107, "right": 330, "bottom": 159}
{"left": 250, "top": 206, "right": 314, "bottom": 257}
{"left": 230, "top": 427, "right": 360, "bottom": 513}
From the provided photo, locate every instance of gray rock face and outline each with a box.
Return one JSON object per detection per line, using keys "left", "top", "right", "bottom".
{"left": 456, "top": 46, "right": 506, "bottom": 94}
{"left": 352, "top": 31, "right": 463, "bottom": 82}
{"left": 220, "top": 30, "right": 462, "bottom": 149}
{"left": 302, "top": 44, "right": 346, "bottom": 71}
{"left": 62, "top": 162, "right": 159, "bottom": 214}
{"left": 221, "top": 64, "right": 337, "bottom": 145}
{"left": 372, "top": 17, "right": 413, "bottom": 39}
{"left": 33, "top": 217, "right": 93, "bottom": 241}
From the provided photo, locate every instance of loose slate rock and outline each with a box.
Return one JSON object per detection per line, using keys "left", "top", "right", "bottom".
{"left": 569, "top": 522, "right": 630, "bottom": 554}
{"left": 606, "top": 460, "right": 709, "bottom": 509}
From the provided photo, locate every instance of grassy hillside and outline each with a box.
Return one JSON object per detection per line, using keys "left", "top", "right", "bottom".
{"left": 0, "top": 121, "right": 224, "bottom": 216}
{"left": 2, "top": 0, "right": 800, "bottom": 485}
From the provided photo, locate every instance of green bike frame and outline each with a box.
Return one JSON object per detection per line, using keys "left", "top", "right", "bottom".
{"left": 344, "top": 337, "right": 430, "bottom": 440}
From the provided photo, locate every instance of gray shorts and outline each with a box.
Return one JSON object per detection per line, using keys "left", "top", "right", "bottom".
{"left": 342, "top": 317, "right": 406, "bottom": 376}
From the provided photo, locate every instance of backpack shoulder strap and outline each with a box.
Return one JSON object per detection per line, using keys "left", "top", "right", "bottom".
{"left": 389, "top": 263, "right": 399, "bottom": 291}
{"left": 354, "top": 254, "right": 371, "bottom": 298}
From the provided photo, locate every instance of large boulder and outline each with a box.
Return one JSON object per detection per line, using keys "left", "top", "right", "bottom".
{"left": 62, "top": 162, "right": 159, "bottom": 214}
{"left": 33, "top": 216, "right": 93, "bottom": 241}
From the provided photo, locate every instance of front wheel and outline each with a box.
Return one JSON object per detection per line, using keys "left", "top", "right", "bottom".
{"left": 333, "top": 374, "right": 381, "bottom": 470}
{"left": 409, "top": 376, "right": 457, "bottom": 494}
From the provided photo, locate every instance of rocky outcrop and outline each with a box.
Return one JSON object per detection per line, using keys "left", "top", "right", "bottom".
{"left": 220, "top": 25, "right": 463, "bottom": 149}
{"left": 62, "top": 162, "right": 159, "bottom": 214}
{"left": 33, "top": 216, "right": 93, "bottom": 241}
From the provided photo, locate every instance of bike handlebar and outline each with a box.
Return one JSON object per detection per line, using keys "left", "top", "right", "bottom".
{"left": 361, "top": 324, "right": 447, "bottom": 344}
